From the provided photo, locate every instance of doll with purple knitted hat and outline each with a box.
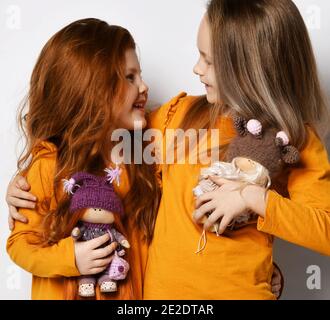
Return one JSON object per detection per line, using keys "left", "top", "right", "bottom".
{"left": 193, "top": 116, "right": 300, "bottom": 252}
{"left": 63, "top": 168, "right": 130, "bottom": 298}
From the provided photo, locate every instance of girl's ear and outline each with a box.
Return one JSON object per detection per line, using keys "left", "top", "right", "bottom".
{"left": 281, "top": 145, "right": 300, "bottom": 164}
{"left": 233, "top": 116, "right": 248, "bottom": 136}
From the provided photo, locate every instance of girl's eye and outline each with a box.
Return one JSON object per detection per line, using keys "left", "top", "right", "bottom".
{"left": 205, "top": 60, "right": 212, "bottom": 66}
{"left": 126, "top": 74, "right": 135, "bottom": 82}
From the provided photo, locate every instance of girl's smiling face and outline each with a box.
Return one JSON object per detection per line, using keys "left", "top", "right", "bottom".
{"left": 193, "top": 14, "right": 218, "bottom": 104}
{"left": 115, "top": 49, "right": 149, "bottom": 130}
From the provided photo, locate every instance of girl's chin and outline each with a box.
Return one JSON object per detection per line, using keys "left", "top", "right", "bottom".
{"left": 206, "top": 93, "right": 217, "bottom": 104}
{"left": 128, "top": 116, "right": 147, "bottom": 130}
{"left": 115, "top": 116, "right": 147, "bottom": 131}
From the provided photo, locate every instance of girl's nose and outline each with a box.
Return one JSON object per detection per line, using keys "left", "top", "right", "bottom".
{"left": 139, "top": 80, "right": 149, "bottom": 95}
{"left": 193, "top": 62, "right": 203, "bottom": 76}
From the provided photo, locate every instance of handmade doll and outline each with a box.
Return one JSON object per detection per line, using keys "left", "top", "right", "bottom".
{"left": 63, "top": 168, "right": 130, "bottom": 298}
{"left": 193, "top": 117, "right": 300, "bottom": 252}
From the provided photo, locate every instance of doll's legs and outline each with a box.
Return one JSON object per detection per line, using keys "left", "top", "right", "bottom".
{"left": 78, "top": 275, "right": 96, "bottom": 297}
{"left": 98, "top": 265, "right": 117, "bottom": 293}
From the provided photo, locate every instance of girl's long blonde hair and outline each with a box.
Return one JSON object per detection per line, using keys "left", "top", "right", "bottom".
{"left": 181, "top": 0, "right": 329, "bottom": 150}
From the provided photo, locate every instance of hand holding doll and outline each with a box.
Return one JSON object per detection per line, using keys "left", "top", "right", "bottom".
{"left": 193, "top": 117, "right": 300, "bottom": 253}
{"left": 63, "top": 169, "right": 130, "bottom": 298}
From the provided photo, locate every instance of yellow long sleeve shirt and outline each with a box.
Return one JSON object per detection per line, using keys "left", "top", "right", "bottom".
{"left": 7, "top": 93, "right": 330, "bottom": 300}
{"left": 143, "top": 92, "right": 330, "bottom": 300}
{"left": 6, "top": 141, "right": 148, "bottom": 299}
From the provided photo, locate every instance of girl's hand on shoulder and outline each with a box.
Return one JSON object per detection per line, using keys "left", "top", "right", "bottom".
{"left": 74, "top": 233, "right": 117, "bottom": 275}
{"left": 271, "top": 263, "right": 284, "bottom": 299}
{"left": 6, "top": 175, "right": 37, "bottom": 230}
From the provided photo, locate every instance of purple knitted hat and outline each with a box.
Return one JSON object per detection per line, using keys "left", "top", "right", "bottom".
{"left": 64, "top": 172, "right": 124, "bottom": 216}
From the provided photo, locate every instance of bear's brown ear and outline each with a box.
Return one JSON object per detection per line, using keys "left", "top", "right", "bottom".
{"left": 281, "top": 145, "right": 300, "bottom": 164}
{"left": 275, "top": 137, "right": 283, "bottom": 147}
{"left": 233, "top": 116, "right": 248, "bottom": 136}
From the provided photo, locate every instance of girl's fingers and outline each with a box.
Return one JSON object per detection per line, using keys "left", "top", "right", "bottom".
{"left": 9, "top": 205, "right": 28, "bottom": 223}
{"left": 12, "top": 189, "right": 37, "bottom": 202}
{"left": 208, "top": 176, "right": 231, "bottom": 187}
{"left": 88, "top": 233, "right": 110, "bottom": 250}
{"left": 271, "top": 274, "right": 281, "bottom": 286}
{"left": 93, "top": 242, "right": 117, "bottom": 259}
{"left": 272, "top": 284, "right": 281, "bottom": 293}
{"left": 193, "top": 201, "right": 216, "bottom": 221}
{"left": 203, "top": 210, "right": 224, "bottom": 231}
{"left": 271, "top": 266, "right": 282, "bottom": 285}
{"left": 8, "top": 187, "right": 37, "bottom": 203}
{"left": 217, "top": 214, "right": 233, "bottom": 235}
{"left": 15, "top": 175, "right": 31, "bottom": 191}
{"left": 93, "top": 256, "right": 114, "bottom": 268}
{"left": 121, "top": 240, "right": 130, "bottom": 248}
{"left": 7, "top": 197, "right": 36, "bottom": 209}
{"left": 8, "top": 215, "right": 14, "bottom": 231}
{"left": 195, "top": 192, "right": 215, "bottom": 209}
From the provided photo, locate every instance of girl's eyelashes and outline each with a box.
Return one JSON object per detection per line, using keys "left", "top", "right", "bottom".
{"left": 205, "top": 59, "right": 213, "bottom": 66}
{"left": 125, "top": 73, "right": 135, "bottom": 82}
{"left": 198, "top": 53, "right": 213, "bottom": 66}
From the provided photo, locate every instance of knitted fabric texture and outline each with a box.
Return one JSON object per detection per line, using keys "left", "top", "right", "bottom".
{"left": 225, "top": 118, "right": 300, "bottom": 179}
{"left": 69, "top": 172, "right": 124, "bottom": 216}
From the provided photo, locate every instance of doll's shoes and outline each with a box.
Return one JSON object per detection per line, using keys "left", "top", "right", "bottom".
{"left": 78, "top": 283, "right": 95, "bottom": 297}
{"left": 100, "top": 280, "right": 117, "bottom": 293}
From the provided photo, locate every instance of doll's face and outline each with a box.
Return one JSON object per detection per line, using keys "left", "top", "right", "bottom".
{"left": 234, "top": 157, "right": 259, "bottom": 173}
{"left": 81, "top": 208, "right": 115, "bottom": 224}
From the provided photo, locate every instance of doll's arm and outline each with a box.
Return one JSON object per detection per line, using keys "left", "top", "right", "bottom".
{"left": 111, "top": 228, "right": 130, "bottom": 248}
{"left": 6, "top": 157, "right": 80, "bottom": 278}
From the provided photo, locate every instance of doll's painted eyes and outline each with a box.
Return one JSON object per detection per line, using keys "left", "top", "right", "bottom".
{"left": 93, "top": 208, "right": 102, "bottom": 212}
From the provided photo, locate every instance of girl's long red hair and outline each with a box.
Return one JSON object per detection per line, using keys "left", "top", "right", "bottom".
{"left": 17, "top": 18, "right": 161, "bottom": 300}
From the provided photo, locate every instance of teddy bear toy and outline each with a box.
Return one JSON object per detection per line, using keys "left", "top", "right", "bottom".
{"left": 193, "top": 116, "right": 300, "bottom": 237}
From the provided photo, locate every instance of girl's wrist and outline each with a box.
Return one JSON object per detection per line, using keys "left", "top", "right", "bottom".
{"left": 241, "top": 184, "right": 268, "bottom": 218}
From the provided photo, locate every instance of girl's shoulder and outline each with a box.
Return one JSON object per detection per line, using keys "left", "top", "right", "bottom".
{"left": 299, "top": 125, "right": 329, "bottom": 168}
{"left": 31, "top": 140, "right": 57, "bottom": 158}
{"left": 147, "top": 92, "right": 199, "bottom": 132}
{"left": 23, "top": 141, "right": 58, "bottom": 198}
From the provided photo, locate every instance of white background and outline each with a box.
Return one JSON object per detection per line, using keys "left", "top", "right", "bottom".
{"left": 0, "top": 0, "right": 329, "bottom": 300}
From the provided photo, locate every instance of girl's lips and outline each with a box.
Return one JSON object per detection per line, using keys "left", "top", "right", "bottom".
{"left": 202, "top": 81, "right": 212, "bottom": 89}
{"left": 133, "top": 101, "right": 146, "bottom": 112}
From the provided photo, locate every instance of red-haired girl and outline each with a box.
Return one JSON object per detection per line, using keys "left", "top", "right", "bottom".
{"left": 5, "top": 18, "right": 160, "bottom": 299}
